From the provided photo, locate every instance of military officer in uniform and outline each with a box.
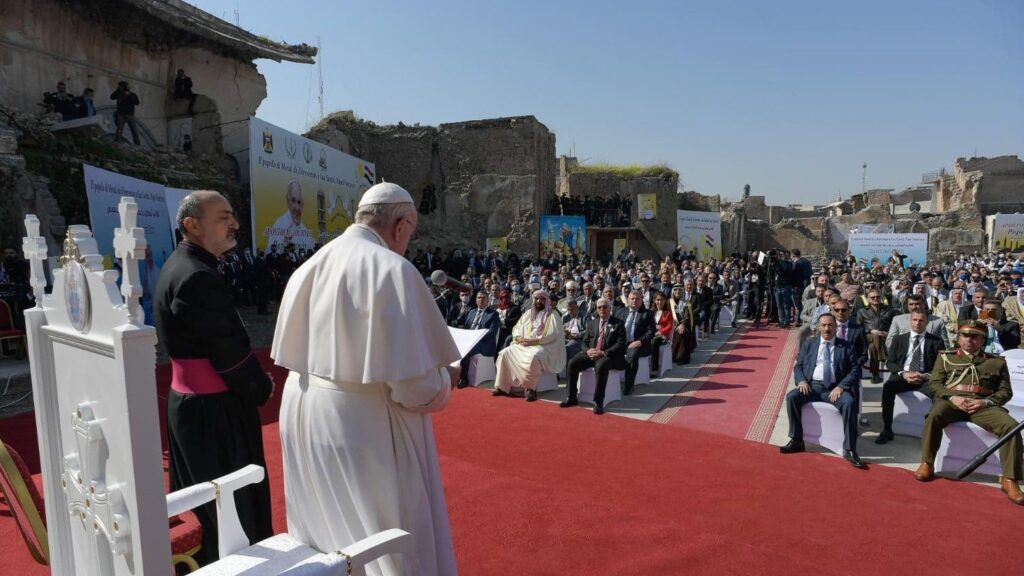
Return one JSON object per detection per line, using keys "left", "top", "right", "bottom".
{"left": 915, "top": 319, "right": 1024, "bottom": 506}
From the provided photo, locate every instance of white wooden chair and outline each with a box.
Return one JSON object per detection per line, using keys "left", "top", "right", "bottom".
{"left": 182, "top": 466, "right": 412, "bottom": 576}
{"left": 799, "top": 403, "right": 846, "bottom": 456}
{"left": 576, "top": 367, "right": 623, "bottom": 407}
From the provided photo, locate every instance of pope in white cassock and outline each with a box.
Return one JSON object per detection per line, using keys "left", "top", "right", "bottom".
{"left": 492, "top": 290, "right": 566, "bottom": 402}
{"left": 271, "top": 182, "right": 462, "bottom": 576}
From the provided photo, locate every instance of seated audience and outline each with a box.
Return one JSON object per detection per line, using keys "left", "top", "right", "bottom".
{"left": 781, "top": 313, "right": 866, "bottom": 469}
{"left": 876, "top": 310, "right": 944, "bottom": 444}
{"left": 562, "top": 297, "right": 626, "bottom": 414}
{"left": 457, "top": 291, "right": 501, "bottom": 388}
{"left": 493, "top": 290, "right": 566, "bottom": 401}
{"left": 614, "top": 291, "right": 655, "bottom": 395}
{"left": 650, "top": 292, "right": 674, "bottom": 375}
{"left": 915, "top": 320, "right": 1024, "bottom": 505}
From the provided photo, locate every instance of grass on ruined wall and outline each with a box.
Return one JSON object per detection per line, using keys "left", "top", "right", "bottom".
{"left": 571, "top": 163, "right": 678, "bottom": 179}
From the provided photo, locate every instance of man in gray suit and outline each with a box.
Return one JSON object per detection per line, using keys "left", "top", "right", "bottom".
{"left": 886, "top": 294, "right": 948, "bottom": 349}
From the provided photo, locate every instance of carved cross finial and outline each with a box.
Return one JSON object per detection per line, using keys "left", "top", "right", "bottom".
{"left": 112, "top": 198, "right": 147, "bottom": 325}
{"left": 22, "top": 215, "right": 48, "bottom": 304}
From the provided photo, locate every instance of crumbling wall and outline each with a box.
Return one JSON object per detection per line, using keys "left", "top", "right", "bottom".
{"left": 1, "top": 0, "right": 266, "bottom": 159}
{"left": 306, "top": 114, "right": 555, "bottom": 255}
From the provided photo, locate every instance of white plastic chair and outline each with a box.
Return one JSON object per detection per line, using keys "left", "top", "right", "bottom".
{"left": 577, "top": 367, "right": 623, "bottom": 407}
{"left": 892, "top": 390, "right": 931, "bottom": 438}
{"left": 176, "top": 465, "right": 413, "bottom": 575}
{"left": 634, "top": 356, "right": 651, "bottom": 386}
{"left": 935, "top": 422, "right": 1002, "bottom": 477}
{"left": 799, "top": 402, "right": 846, "bottom": 455}
{"left": 658, "top": 345, "right": 672, "bottom": 377}
{"left": 537, "top": 371, "right": 560, "bottom": 393}
{"left": 467, "top": 354, "right": 496, "bottom": 386}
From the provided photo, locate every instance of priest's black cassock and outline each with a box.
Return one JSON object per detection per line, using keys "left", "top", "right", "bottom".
{"left": 155, "top": 240, "right": 273, "bottom": 564}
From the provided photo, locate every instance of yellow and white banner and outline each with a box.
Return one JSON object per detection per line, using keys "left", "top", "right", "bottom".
{"left": 676, "top": 210, "right": 722, "bottom": 261}
{"left": 613, "top": 238, "right": 628, "bottom": 260}
{"left": 486, "top": 237, "right": 508, "bottom": 253}
{"left": 988, "top": 213, "right": 1024, "bottom": 252}
{"left": 638, "top": 193, "right": 657, "bottom": 220}
{"left": 249, "top": 117, "right": 375, "bottom": 252}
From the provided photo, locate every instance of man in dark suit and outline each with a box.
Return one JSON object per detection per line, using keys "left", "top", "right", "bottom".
{"left": 981, "top": 298, "right": 1021, "bottom": 352}
{"left": 957, "top": 287, "right": 988, "bottom": 322}
{"left": 457, "top": 291, "right": 501, "bottom": 388}
{"left": 614, "top": 291, "right": 655, "bottom": 395}
{"left": 562, "top": 299, "right": 590, "bottom": 362}
{"left": 561, "top": 297, "right": 626, "bottom": 414}
{"left": 876, "top": 310, "right": 945, "bottom": 443}
{"left": 780, "top": 313, "right": 866, "bottom": 468}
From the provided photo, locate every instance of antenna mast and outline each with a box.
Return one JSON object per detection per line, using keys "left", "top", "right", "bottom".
{"left": 317, "top": 36, "right": 324, "bottom": 121}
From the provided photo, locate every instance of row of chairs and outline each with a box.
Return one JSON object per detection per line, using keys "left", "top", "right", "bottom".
{"left": 466, "top": 342, "right": 675, "bottom": 407}
{"left": 802, "top": 348, "right": 1024, "bottom": 476}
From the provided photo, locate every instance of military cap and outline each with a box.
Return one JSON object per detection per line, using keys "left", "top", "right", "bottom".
{"left": 957, "top": 319, "right": 986, "bottom": 336}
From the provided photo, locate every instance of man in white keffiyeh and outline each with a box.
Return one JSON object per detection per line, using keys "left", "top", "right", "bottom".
{"left": 492, "top": 290, "right": 566, "bottom": 401}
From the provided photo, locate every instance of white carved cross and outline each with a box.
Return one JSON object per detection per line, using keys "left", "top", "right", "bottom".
{"left": 22, "top": 215, "right": 49, "bottom": 304}
{"left": 112, "top": 198, "right": 147, "bottom": 326}
{"left": 63, "top": 403, "right": 132, "bottom": 564}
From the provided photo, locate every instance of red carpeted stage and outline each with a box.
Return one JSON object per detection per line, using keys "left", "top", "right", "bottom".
{"left": 3, "top": 332, "right": 1024, "bottom": 575}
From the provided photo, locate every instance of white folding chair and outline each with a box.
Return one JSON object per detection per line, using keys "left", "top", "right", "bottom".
{"left": 892, "top": 390, "right": 931, "bottom": 438}
{"left": 577, "top": 367, "right": 623, "bottom": 407}
{"left": 799, "top": 402, "right": 846, "bottom": 456}
{"left": 658, "top": 344, "right": 672, "bottom": 377}
{"left": 537, "top": 371, "right": 560, "bottom": 393}
{"left": 935, "top": 422, "right": 1002, "bottom": 477}
{"left": 634, "top": 356, "right": 651, "bottom": 386}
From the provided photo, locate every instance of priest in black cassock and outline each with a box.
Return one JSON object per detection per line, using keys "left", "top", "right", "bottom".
{"left": 155, "top": 190, "right": 274, "bottom": 565}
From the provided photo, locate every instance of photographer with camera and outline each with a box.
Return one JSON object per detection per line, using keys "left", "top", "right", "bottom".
{"left": 111, "top": 80, "right": 141, "bottom": 145}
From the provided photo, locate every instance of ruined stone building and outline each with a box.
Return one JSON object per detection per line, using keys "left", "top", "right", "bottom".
{"left": 1, "top": 0, "right": 315, "bottom": 176}
{"left": 933, "top": 155, "right": 1024, "bottom": 216}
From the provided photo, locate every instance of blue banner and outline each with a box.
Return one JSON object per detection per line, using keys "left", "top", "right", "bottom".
{"left": 539, "top": 215, "right": 587, "bottom": 257}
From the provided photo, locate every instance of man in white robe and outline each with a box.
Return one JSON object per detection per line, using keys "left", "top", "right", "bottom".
{"left": 492, "top": 290, "right": 566, "bottom": 402}
{"left": 271, "top": 182, "right": 461, "bottom": 576}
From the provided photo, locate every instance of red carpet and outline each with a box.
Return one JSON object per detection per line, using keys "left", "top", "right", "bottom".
{"left": 4, "top": 341, "right": 1024, "bottom": 575}
{"left": 658, "top": 326, "right": 798, "bottom": 442}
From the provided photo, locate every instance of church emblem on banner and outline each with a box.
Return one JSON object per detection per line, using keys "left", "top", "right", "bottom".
{"left": 303, "top": 142, "right": 313, "bottom": 164}
{"left": 285, "top": 138, "right": 297, "bottom": 159}
{"left": 319, "top": 148, "right": 328, "bottom": 170}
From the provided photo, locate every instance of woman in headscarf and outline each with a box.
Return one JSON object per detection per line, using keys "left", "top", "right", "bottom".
{"left": 492, "top": 290, "right": 566, "bottom": 401}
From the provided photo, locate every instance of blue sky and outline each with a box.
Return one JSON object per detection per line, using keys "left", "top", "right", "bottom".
{"left": 189, "top": 0, "right": 1022, "bottom": 204}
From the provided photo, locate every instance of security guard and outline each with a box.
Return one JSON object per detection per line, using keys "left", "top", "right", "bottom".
{"left": 916, "top": 319, "right": 1024, "bottom": 505}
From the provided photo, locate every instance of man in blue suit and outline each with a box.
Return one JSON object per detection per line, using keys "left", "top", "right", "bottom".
{"left": 457, "top": 291, "right": 501, "bottom": 388}
{"left": 780, "top": 312, "right": 867, "bottom": 468}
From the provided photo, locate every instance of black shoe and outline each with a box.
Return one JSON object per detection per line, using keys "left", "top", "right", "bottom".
{"left": 492, "top": 388, "right": 508, "bottom": 397}
{"left": 559, "top": 398, "right": 578, "bottom": 408}
{"left": 731, "top": 322, "right": 737, "bottom": 328}
{"left": 526, "top": 389, "right": 537, "bottom": 402}
{"left": 456, "top": 379, "right": 470, "bottom": 389}
{"left": 779, "top": 439, "right": 805, "bottom": 454}
{"left": 844, "top": 450, "right": 867, "bottom": 469}
{"left": 593, "top": 405, "right": 605, "bottom": 415}
{"left": 623, "top": 385, "right": 634, "bottom": 396}
{"left": 875, "top": 430, "right": 894, "bottom": 444}
{"left": 871, "top": 375, "right": 883, "bottom": 384}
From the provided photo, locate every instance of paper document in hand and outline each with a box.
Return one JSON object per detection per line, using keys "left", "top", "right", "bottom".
{"left": 449, "top": 327, "right": 489, "bottom": 358}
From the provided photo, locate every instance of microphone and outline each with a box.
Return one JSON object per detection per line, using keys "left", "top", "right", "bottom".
{"left": 430, "top": 270, "right": 472, "bottom": 294}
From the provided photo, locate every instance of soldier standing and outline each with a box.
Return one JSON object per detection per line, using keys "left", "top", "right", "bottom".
{"left": 915, "top": 319, "right": 1024, "bottom": 505}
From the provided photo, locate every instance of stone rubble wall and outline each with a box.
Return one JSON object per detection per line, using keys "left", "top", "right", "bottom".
{"left": 306, "top": 114, "right": 556, "bottom": 256}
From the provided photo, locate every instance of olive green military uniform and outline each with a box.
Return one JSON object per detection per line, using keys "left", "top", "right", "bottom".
{"left": 921, "top": 348, "right": 1023, "bottom": 479}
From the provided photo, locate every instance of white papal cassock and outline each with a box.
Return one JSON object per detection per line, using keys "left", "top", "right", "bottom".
{"left": 272, "top": 223, "right": 461, "bottom": 576}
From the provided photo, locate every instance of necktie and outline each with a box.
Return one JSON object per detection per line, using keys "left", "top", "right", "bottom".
{"left": 596, "top": 321, "right": 606, "bottom": 350}
{"left": 931, "top": 296, "right": 938, "bottom": 309}
{"left": 822, "top": 342, "right": 833, "bottom": 388}
{"left": 838, "top": 324, "right": 846, "bottom": 340}
{"left": 910, "top": 335, "right": 922, "bottom": 372}
{"left": 626, "top": 310, "right": 636, "bottom": 341}
{"left": 472, "top": 311, "right": 482, "bottom": 329}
